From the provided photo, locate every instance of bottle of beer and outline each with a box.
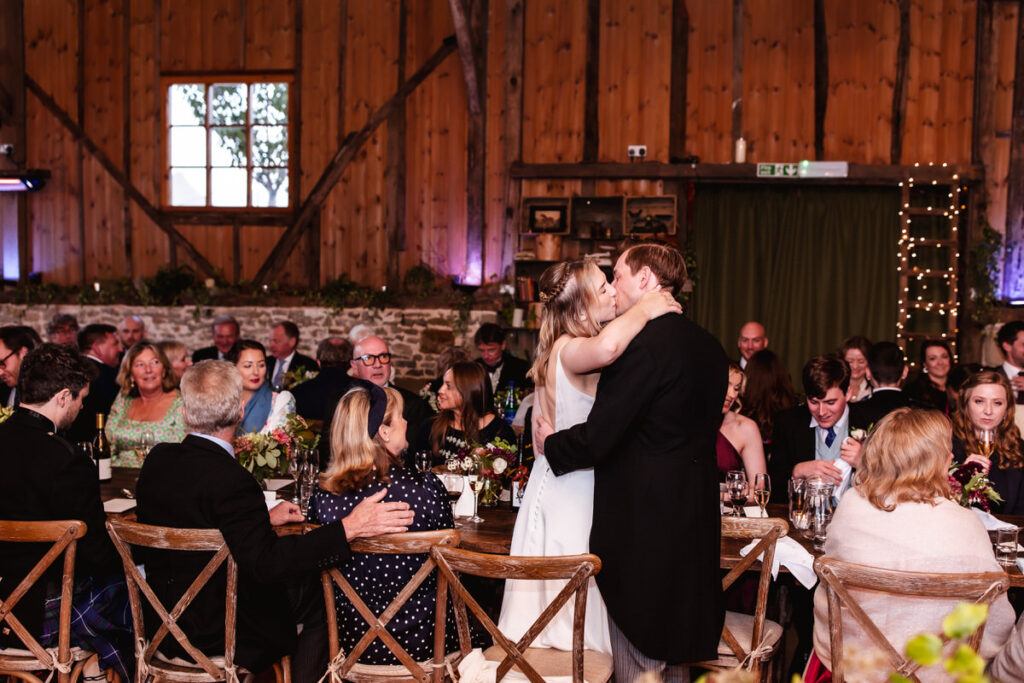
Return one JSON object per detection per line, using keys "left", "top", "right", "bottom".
{"left": 93, "top": 413, "right": 112, "bottom": 482}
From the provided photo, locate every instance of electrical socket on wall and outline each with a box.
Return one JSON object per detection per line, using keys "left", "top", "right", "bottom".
{"left": 0, "top": 144, "right": 13, "bottom": 157}
{"left": 627, "top": 145, "right": 647, "bottom": 160}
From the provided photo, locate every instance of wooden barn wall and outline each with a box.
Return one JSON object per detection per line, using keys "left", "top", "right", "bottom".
{"left": 17, "top": 0, "right": 1022, "bottom": 287}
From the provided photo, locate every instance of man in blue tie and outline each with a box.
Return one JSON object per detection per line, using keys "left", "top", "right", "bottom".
{"left": 768, "top": 354, "right": 863, "bottom": 502}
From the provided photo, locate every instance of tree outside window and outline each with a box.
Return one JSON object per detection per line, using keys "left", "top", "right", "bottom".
{"left": 167, "top": 80, "right": 290, "bottom": 208}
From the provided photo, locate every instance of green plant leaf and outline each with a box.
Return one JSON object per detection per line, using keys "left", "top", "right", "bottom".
{"left": 943, "top": 644, "right": 986, "bottom": 677}
{"left": 889, "top": 674, "right": 913, "bottom": 683}
{"left": 905, "top": 633, "right": 943, "bottom": 666}
{"left": 942, "top": 603, "right": 988, "bottom": 639}
{"left": 255, "top": 454, "right": 266, "bottom": 467}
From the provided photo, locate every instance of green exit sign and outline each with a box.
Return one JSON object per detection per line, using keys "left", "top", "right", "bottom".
{"left": 757, "top": 163, "right": 799, "bottom": 177}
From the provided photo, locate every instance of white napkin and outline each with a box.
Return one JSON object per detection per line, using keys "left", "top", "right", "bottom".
{"left": 454, "top": 477, "right": 475, "bottom": 517}
{"left": 973, "top": 507, "right": 1018, "bottom": 531}
{"left": 456, "top": 647, "right": 586, "bottom": 683}
{"left": 263, "top": 491, "right": 284, "bottom": 511}
{"left": 743, "top": 506, "right": 767, "bottom": 518}
{"left": 740, "top": 536, "right": 818, "bottom": 589}
{"left": 834, "top": 458, "right": 854, "bottom": 500}
{"left": 103, "top": 498, "right": 136, "bottom": 514}
{"left": 264, "top": 478, "right": 292, "bottom": 491}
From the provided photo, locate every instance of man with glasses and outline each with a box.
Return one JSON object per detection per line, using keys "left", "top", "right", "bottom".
{"left": 0, "top": 325, "right": 42, "bottom": 407}
{"left": 348, "top": 335, "right": 431, "bottom": 448}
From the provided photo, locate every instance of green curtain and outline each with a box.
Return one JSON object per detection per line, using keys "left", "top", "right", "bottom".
{"left": 690, "top": 185, "right": 900, "bottom": 391}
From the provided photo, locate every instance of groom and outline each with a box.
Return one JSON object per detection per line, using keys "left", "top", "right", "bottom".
{"left": 536, "top": 242, "right": 727, "bottom": 682}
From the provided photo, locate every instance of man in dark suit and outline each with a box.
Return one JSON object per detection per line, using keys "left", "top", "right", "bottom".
{"left": 349, "top": 335, "right": 432, "bottom": 438}
{"left": 67, "top": 324, "right": 123, "bottom": 443}
{"left": 0, "top": 343, "right": 131, "bottom": 681}
{"left": 474, "top": 322, "right": 532, "bottom": 394}
{"left": 536, "top": 243, "right": 725, "bottom": 682}
{"left": 292, "top": 336, "right": 354, "bottom": 422}
{"left": 0, "top": 325, "right": 42, "bottom": 408}
{"left": 266, "top": 320, "right": 318, "bottom": 390}
{"left": 135, "top": 360, "right": 413, "bottom": 683}
{"left": 769, "top": 355, "right": 863, "bottom": 503}
{"left": 191, "top": 314, "right": 240, "bottom": 362}
{"left": 996, "top": 320, "right": 1024, "bottom": 404}
{"left": 850, "top": 341, "right": 909, "bottom": 430}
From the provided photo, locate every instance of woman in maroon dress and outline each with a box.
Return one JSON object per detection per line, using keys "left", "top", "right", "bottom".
{"left": 718, "top": 363, "right": 767, "bottom": 491}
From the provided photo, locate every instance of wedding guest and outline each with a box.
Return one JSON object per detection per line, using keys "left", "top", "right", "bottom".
{"left": 267, "top": 320, "right": 318, "bottom": 391}
{"left": 67, "top": 323, "right": 122, "bottom": 443}
{"left": 718, "top": 363, "right": 768, "bottom": 487}
{"left": 740, "top": 349, "right": 797, "bottom": 446}
{"left": 309, "top": 381, "right": 464, "bottom": 664}
{"left": 412, "top": 361, "right": 515, "bottom": 465}
{"left": 0, "top": 343, "right": 131, "bottom": 681}
{"left": 106, "top": 341, "right": 185, "bottom": 467}
{"left": 228, "top": 339, "right": 295, "bottom": 435}
{"left": 46, "top": 312, "right": 79, "bottom": 346}
{"left": 996, "top": 320, "right": 1024, "bottom": 403}
{"left": 809, "top": 408, "right": 1014, "bottom": 682}
{"left": 422, "top": 346, "right": 473, "bottom": 407}
{"left": 841, "top": 335, "right": 873, "bottom": 402}
{"left": 192, "top": 314, "right": 240, "bottom": 362}
{"left": 293, "top": 336, "right": 354, "bottom": 422}
{"left": 904, "top": 340, "right": 953, "bottom": 413}
{"left": 950, "top": 370, "right": 1024, "bottom": 514}
{"left": 349, "top": 335, "right": 432, "bottom": 440}
{"left": 156, "top": 340, "right": 192, "bottom": 386}
{"left": 736, "top": 320, "right": 768, "bottom": 370}
{"left": 0, "top": 325, "right": 42, "bottom": 408}
{"left": 946, "top": 362, "right": 983, "bottom": 407}
{"left": 849, "top": 342, "right": 909, "bottom": 430}
{"left": 118, "top": 315, "right": 146, "bottom": 351}
{"left": 474, "top": 323, "right": 532, "bottom": 394}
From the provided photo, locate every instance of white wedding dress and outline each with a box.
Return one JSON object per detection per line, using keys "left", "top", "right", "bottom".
{"left": 496, "top": 348, "right": 612, "bottom": 654}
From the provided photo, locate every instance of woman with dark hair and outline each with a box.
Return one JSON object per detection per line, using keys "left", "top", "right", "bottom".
{"left": 412, "top": 361, "right": 515, "bottom": 463}
{"left": 719, "top": 363, "right": 768, "bottom": 485}
{"left": 840, "top": 335, "right": 873, "bottom": 402}
{"left": 904, "top": 340, "right": 953, "bottom": 413}
{"left": 739, "top": 349, "right": 797, "bottom": 447}
{"left": 950, "top": 370, "right": 1024, "bottom": 514}
{"left": 227, "top": 339, "right": 295, "bottom": 435}
{"left": 107, "top": 341, "right": 186, "bottom": 467}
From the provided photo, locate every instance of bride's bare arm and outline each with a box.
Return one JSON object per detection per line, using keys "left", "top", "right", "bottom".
{"left": 560, "top": 290, "right": 681, "bottom": 375}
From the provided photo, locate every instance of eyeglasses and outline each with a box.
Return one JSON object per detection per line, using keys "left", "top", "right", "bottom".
{"left": 356, "top": 352, "right": 391, "bottom": 366}
{"left": 0, "top": 349, "right": 16, "bottom": 368}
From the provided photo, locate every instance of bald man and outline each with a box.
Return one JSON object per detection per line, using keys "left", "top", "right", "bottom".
{"left": 737, "top": 321, "right": 768, "bottom": 369}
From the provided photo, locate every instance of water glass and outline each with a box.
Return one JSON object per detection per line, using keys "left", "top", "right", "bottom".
{"left": 806, "top": 477, "right": 835, "bottom": 552}
{"left": 995, "top": 527, "right": 1019, "bottom": 567}
{"left": 299, "top": 460, "right": 319, "bottom": 515}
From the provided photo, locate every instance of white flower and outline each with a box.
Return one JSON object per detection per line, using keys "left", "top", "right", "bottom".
{"left": 491, "top": 457, "right": 508, "bottom": 474}
{"left": 462, "top": 456, "right": 475, "bottom": 470}
{"left": 849, "top": 428, "right": 867, "bottom": 442}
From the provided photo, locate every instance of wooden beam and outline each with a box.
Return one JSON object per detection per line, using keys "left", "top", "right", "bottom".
{"left": 448, "top": 0, "right": 483, "bottom": 116}
{"left": 337, "top": 0, "right": 348, "bottom": 148}
{"left": 386, "top": 0, "right": 408, "bottom": 289}
{"left": 668, "top": 0, "right": 690, "bottom": 162}
{"left": 77, "top": 0, "right": 86, "bottom": 285}
{"left": 464, "top": 0, "right": 487, "bottom": 283}
{"left": 1003, "top": 0, "right": 1024, "bottom": 297}
{"left": 582, "top": 0, "right": 601, "bottom": 163}
{"left": 253, "top": 37, "right": 458, "bottom": 286}
{"left": 293, "top": 0, "right": 303, "bottom": 203}
{"left": 232, "top": 219, "right": 241, "bottom": 284}
{"left": 501, "top": 0, "right": 525, "bottom": 277}
{"left": 813, "top": 0, "right": 828, "bottom": 161}
{"left": 165, "top": 211, "right": 291, "bottom": 226}
{"left": 731, "top": 0, "right": 743, "bottom": 146}
{"left": 122, "top": 0, "right": 133, "bottom": 280}
{"left": 971, "top": 0, "right": 996, "bottom": 166}
{"left": 891, "top": 0, "right": 910, "bottom": 164}
{"left": 24, "top": 76, "right": 220, "bottom": 279}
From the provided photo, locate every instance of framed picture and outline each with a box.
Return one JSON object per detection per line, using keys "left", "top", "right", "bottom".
{"left": 527, "top": 205, "right": 569, "bottom": 234}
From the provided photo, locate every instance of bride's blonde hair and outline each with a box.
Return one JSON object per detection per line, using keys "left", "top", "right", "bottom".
{"left": 529, "top": 259, "right": 606, "bottom": 388}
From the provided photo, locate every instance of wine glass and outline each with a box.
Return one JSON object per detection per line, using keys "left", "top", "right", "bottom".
{"left": 414, "top": 450, "right": 432, "bottom": 473}
{"left": 299, "top": 458, "right": 319, "bottom": 516}
{"left": 75, "top": 442, "right": 94, "bottom": 466}
{"left": 979, "top": 429, "right": 995, "bottom": 458}
{"left": 466, "top": 460, "right": 485, "bottom": 523}
{"left": 726, "top": 470, "right": 747, "bottom": 517}
{"left": 444, "top": 474, "right": 465, "bottom": 515}
{"left": 753, "top": 473, "right": 771, "bottom": 518}
{"left": 287, "top": 448, "right": 308, "bottom": 504}
{"left": 140, "top": 429, "right": 156, "bottom": 454}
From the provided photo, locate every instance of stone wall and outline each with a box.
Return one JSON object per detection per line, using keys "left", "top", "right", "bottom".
{"left": 0, "top": 304, "right": 500, "bottom": 382}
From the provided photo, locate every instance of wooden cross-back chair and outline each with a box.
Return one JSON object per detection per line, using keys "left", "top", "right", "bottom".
{"left": 696, "top": 516, "right": 788, "bottom": 683}
{"left": 430, "top": 545, "right": 612, "bottom": 683}
{"left": 814, "top": 556, "right": 1010, "bottom": 683}
{"left": 0, "top": 520, "right": 91, "bottom": 683}
{"left": 319, "top": 529, "right": 460, "bottom": 683}
{"left": 105, "top": 518, "right": 289, "bottom": 683}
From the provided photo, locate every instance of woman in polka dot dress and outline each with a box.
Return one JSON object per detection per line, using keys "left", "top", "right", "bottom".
{"left": 309, "top": 382, "right": 464, "bottom": 664}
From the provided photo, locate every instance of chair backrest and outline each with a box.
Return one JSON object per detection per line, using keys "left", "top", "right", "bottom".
{"left": 718, "top": 516, "right": 788, "bottom": 667}
{"left": 320, "top": 528, "right": 459, "bottom": 683}
{"left": 430, "top": 545, "right": 602, "bottom": 683}
{"left": 0, "top": 519, "right": 87, "bottom": 683}
{"left": 105, "top": 518, "right": 238, "bottom": 682}
{"left": 814, "top": 556, "right": 1010, "bottom": 683}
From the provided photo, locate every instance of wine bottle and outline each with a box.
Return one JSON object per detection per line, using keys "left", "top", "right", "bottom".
{"left": 93, "top": 413, "right": 112, "bottom": 482}
{"left": 502, "top": 382, "right": 518, "bottom": 425}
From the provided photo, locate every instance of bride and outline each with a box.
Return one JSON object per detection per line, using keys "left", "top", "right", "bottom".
{"left": 497, "top": 257, "right": 680, "bottom": 654}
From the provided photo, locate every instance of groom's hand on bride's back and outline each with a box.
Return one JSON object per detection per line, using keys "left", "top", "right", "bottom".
{"left": 534, "top": 414, "right": 553, "bottom": 455}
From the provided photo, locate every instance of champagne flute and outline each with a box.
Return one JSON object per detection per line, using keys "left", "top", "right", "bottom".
{"left": 753, "top": 473, "right": 771, "bottom": 518}
{"left": 979, "top": 429, "right": 995, "bottom": 458}
{"left": 466, "top": 460, "right": 485, "bottom": 523}
{"left": 287, "top": 448, "right": 307, "bottom": 504}
{"left": 726, "top": 469, "right": 747, "bottom": 517}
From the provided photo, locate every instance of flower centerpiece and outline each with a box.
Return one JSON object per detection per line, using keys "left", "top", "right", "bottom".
{"left": 948, "top": 461, "right": 1003, "bottom": 512}
{"left": 234, "top": 414, "right": 320, "bottom": 484}
{"left": 459, "top": 437, "right": 518, "bottom": 506}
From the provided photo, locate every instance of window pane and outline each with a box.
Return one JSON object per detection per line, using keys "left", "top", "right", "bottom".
{"left": 211, "top": 168, "right": 248, "bottom": 207}
{"left": 209, "top": 83, "right": 247, "bottom": 125}
{"left": 169, "top": 126, "right": 207, "bottom": 166}
{"left": 251, "top": 83, "right": 288, "bottom": 124}
{"left": 211, "top": 127, "right": 247, "bottom": 167}
{"left": 252, "top": 126, "right": 288, "bottom": 167}
{"left": 170, "top": 168, "right": 206, "bottom": 206}
{"left": 252, "top": 168, "right": 289, "bottom": 207}
{"left": 169, "top": 84, "right": 205, "bottom": 125}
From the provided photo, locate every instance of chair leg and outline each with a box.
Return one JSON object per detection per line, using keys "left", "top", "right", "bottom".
{"left": 272, "top": 657, "right": 291, "bottom": 683}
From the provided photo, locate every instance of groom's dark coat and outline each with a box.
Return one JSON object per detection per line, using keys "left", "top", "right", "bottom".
{"left": 545, "top": 313, "right": 727, "bottom": 662}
